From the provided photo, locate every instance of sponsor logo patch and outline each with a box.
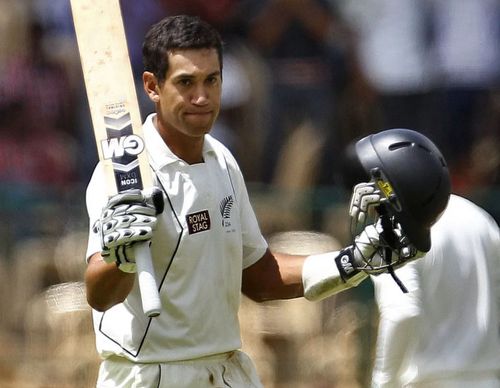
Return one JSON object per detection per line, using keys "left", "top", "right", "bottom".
{"left": 339, "top": 254, "right": 355, "bottom": 275}
{"left": 186, "top": 210, "right": 211, "bottom": 234}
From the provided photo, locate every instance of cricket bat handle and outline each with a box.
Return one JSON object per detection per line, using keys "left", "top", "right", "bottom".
{"left": 134, "top": 241, "right": 161, "bottom": 317}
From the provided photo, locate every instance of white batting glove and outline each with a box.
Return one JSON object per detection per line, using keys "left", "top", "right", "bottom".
{"left": 349, "top": 181, "right": 383, "bottom": 225}
{"left": 302, "top": 224, "right": 383, "bottom": 301}
{"left": 334, "top": 222, "right": 383, "bottom": 281}
{"left": 351, "top": 220, "right": 424, "bottom": 275}
{"left": 93, "top": 187, "right": 164, "bottom": 273}
{"left": 303, "top": 220, "right": 424, "bottom": 301}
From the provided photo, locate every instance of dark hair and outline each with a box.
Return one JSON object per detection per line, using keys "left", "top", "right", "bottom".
{"left": 142, "top": 15, "right": 223, "bottom": 83}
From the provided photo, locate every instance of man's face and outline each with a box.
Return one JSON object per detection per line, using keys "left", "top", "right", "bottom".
{"left": 154, "top": 48, "right": 222, "bottom": 140}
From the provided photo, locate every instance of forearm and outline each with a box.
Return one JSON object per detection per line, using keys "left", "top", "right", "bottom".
{"left": 85, "top": 252, "right": 135, "bottom": 311}
{"left": 302, "top": 250, "right": 367, "bottom": 301}
{"left": 242, "top": 248, "right": 366, "bottom": 303}
{"left": 242, "top": 249, "right": 304, "bottom": 302}
{"left": 267, "top": 251, "right": 306, "bottom": 299}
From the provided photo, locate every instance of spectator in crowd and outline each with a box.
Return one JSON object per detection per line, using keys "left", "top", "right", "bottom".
{"left": 0, "top": 18, "right": 78, "bottom": 243}
{"left": 427, "top": 0, "right": 500, "bottom": 185}
{"left": 244, "top": 0, "right": 347, "bottom": 184}
{"left": 337, "top": 0, "right": 436, "bottom": 139}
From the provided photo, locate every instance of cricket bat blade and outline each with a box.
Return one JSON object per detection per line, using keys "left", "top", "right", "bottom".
{"left": 70, "top": 0, "right": 161, "bottom": 317}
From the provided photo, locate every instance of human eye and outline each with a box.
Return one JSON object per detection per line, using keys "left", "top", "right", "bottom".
{"left": 177, "top": 77, "right": 192, "bottom": 87}
{"left": 206, "top": 74, "right": 221, "bottom": 86}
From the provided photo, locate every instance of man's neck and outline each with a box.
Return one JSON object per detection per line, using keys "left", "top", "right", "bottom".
{"left": 153, "top": 115, "right": 205, "bottom": 164}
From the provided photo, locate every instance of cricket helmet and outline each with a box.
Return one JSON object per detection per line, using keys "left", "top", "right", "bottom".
{"left": 352, "top": 128, "right": 451, "bottom": 252}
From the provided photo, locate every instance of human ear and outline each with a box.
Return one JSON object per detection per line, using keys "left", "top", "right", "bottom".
{"left": 143, "top": 71, "right": 160, "bottom": 103}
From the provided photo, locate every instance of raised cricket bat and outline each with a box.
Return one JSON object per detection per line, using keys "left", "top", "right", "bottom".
{"left": 71, "top": 0, "right": 161, "bottom": 317}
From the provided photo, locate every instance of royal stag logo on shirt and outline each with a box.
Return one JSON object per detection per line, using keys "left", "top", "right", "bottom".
{"left": 219, "top": 195, "right": 234, "bottom": 227}
{"left": 186, "top": 210, "right": 211, "bottom": 235}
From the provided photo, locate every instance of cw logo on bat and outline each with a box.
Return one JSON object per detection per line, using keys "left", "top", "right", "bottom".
{"left": 101, "top": 134, "right": 145, "bottom": 159}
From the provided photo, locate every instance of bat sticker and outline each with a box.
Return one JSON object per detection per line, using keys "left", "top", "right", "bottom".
{"left": 101, "top": 112, "right": 145, "bottom": 191}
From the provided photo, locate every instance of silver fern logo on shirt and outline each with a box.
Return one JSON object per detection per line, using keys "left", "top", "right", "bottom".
{"left": 220, "top": 195, "right": 234, "bottom": 227}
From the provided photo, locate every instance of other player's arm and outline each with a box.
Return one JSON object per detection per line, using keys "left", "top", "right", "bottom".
{"left": 243, "top": 214, "right": 423, "bottom": 303}
{"left": 242, "top": 249, "right": 305, "bottom": 301}
{"left": 242, "top": 223, "right": 385, "bottom": 302}
{"left": 241, "top": 246, "right": 366, "bottom": 303}
{"left": 371, "top": 263, "right": 421, "bottom": 387}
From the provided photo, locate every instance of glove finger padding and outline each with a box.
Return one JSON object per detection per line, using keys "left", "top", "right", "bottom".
{"left": 103, "top": 213, "right": 156, "bottom": 231}
{"left": 349, "top": 182, "right": 383, "bottom": 225}
{"left": 94, "top": 187, "right": 164, "bottom": 272}
{"left": 104, "top": 203, "right": 157, "bottom": 219}
{"left": 102, "top": 221, "right": 155, "bottom": 248}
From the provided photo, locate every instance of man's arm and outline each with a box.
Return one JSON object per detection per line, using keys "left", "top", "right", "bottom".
{"left": 242, "top": 224, "right": 381, "bottom": 302}
{"left": 371, "top": 263, "right": 421, "bottom": 387}
{"left": 242, "top": 220, "right": 420, "bottom": 303}
{"left": 242, "top": 249, "right": 305, "bottom": 302}
{"left": 85, "top": 252, "right": 135, "bottom": 311}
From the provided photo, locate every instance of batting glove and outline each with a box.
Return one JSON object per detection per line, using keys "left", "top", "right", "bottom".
{"left": 302, "top": 223, "right": 385, "bottom": 301}
{"left": 303, "top": 220, "right": 423, "bottom": 301}
{"left": 93, "top": 187, "right": 164, "bottom": 273}
{"left": 338, "top": 220, "right": 423, "bottom": 279}
{"left": 349, "top": 182, "right": 383, "bottom": 225}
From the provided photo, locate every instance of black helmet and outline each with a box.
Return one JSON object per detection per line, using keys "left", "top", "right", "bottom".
{"left": 353, "top": 128, "right": 451, "bottom": 252}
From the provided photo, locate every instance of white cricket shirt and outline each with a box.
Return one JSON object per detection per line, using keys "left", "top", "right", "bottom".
{"left": 371, "top": 194, "right": 500, "bottom": 387}
{"left": 85, "top": 114, "right": 267, "bottom": 363}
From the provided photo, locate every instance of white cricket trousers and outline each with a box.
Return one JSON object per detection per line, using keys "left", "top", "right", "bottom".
{"left": 96, "top": 350, "right": 264, "bottom": 388}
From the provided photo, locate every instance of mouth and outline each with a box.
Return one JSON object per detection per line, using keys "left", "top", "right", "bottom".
{"left": 183, "top": 111, "right": 214, "bottom": 128}
{"left": 185, "top": 110, "right": 212, "bottom": 116}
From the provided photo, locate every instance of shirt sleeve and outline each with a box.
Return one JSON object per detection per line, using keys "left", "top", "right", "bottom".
{"left": 239, "top": 178, "right": 268, "bottom": 268}
{"left": 84, "top": 163, "right": 109, "bottom": 261}
{"left": 370, "top": 261, "right": 422, "bottom": 387}
{"left": 225, "top": 150, "right": 268, "bottom": 269}
{"left": 486, "top": 215, "right": 500, "bottom": 341}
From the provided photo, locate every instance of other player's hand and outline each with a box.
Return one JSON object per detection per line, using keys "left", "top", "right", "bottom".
{"left": 93, "top": 187, "right": 164, "bottom": 272}
{"left": 352, "top": 221, "right": 383, "bottom": 268}
{"left": 353, "top": 220, "right": 424, "bottom": 274}
{"left": 336, "top": 220, "right": 423, "bottom": 279}
{"left": 349, "top": 181, "right": 383, "bottom": 225}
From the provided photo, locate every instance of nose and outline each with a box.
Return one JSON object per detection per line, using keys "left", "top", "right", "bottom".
{"left": 191, "top": 86, "right": 209, "bottom": 105}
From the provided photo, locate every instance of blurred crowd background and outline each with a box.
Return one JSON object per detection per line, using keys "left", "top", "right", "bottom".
{"left": 0, "top": 0, "right": 499, "bottom": 387}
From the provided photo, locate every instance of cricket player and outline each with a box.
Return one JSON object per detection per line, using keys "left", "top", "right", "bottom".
{"left": 370, "top": 193, "right": 500, "bottom": 387}
{"left": 84, "top": 16, "right": 446, "bottom": 387}
{"left": 340, "top": 128, "right": 500, "bottom": 387}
